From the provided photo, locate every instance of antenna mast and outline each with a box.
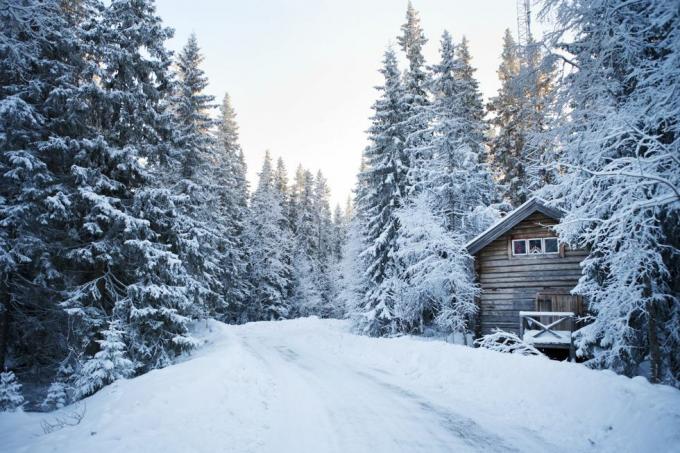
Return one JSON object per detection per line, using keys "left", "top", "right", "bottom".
{"left": 516, "top": 0, "right": 532, "bottom": 48}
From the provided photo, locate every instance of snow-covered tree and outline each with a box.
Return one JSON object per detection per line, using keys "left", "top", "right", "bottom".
{"left": 487, "top": 28, "right": 555, "bottom": 206}
{"left": 0, "top": 371, "right": 24, "bottom": 412}
{"left": 160, "top": 33, "right": 230, "bottom": 323}
{"left": 287, "top": 167, "right": 339, "bottom": 318}
{"left": 42, "top": 380, "right": 68, "bottom": 411}
{"left": 353, "top": 48, "right": 408, "bottom": 336}
{"left": 331, "top": 203, "right": 347, "bottom": 261}
{"left": 245, "top": 152, "right": 293, "bottom": 320}
{"left": 339, "top": 217, "right": 370, "bottom": 321}
{"left": 172, "top": 33, "right": 216, "bottom": 178}
{"left": 213, "top": 93, "right": 250, "bottom": 322}
{"left": 309, "top": 171, "right": 337, "bottom": 316}
{"left": 60, "top": 0, "right": 200, "bottom": 372}
{"left": 421, "top": 31, "right": 497, "bottom": 237}
{"left": 312, "top": 171, "right": 334, "bottom": 263}
{"left": 74, "top": 320, "right": 134, "bottom": 399}
{"left": 397, "top": 2, "right": 430, "bottom": 194}
{"left": 540, "top": 0, "right": 680, "bottom": 386}
{"left": 0, "top": 0, "right": 86, "bottom": 379}
{"left": 392, "top": 194, "right": 479, "bottom": 334}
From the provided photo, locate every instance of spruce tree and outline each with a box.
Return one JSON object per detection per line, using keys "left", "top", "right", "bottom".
{"left": 423, "top": 32, "right": 496, "bottom": 236}
{"left": 392, "top": 193, "right": 479, "bottom": 334}
{"left": 74, "top": 320, "right": 134, "bottom": 399}
{"left": 310, "top": 171, "right": 336, "bottom": 316}
{"left": 332, "top": 203, "right": 346, "bottom": 261}
{"left": 289, "top": 168, "right": 319, "bottom": 316}
{"left": 245, "top": 153, "right": 293, "bottom": 320}
{"left": 62, "top": 0, "right": 199, "bottom": 372}
{"left": 0, "top": 371, "right": 24, "bottom": 412}
{"left": 42, "top": 381, "right": 68, "bottom": 411}
{"left": 162, "top": 33, "right": 228, "bottom": 322}
{"left": 274, "top": 157, "right": 292, "bottom": 230}
{"left": 353, "top": 49, "right": 408, "bottom": 336}
{"left": 0, "top": 0, "right": 94, "bottom": 378}
{"left": 214, "top": 93, "right": 250, "bottom": 322}
{"left": 488, "top": 29, "right": 555, "bottom": 206}
{"left": 312, "top": 171, "right": 333, "bottom": 264}
{"left": 397, "top": 2, "right": 430, "bottom": 194}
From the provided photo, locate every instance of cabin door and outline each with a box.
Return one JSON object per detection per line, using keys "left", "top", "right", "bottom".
{"left": 535, "top": 291, "right": 583, "bottom": 327}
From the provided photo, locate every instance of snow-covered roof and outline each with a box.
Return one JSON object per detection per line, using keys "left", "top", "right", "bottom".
{"left": 465, "top": 197, "right": 564, "bottom": 256}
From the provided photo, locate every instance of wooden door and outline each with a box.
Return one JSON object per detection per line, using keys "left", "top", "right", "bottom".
{"left": 536, "top": 291, "right": 583, "bottom": 329}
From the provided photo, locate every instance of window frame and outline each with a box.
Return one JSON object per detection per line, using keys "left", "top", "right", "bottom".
{"left": 511, "top": 237, "right": 560, "bottom": 257}
{"left": 543, "top": 237, "right": 559, "bottom": 254}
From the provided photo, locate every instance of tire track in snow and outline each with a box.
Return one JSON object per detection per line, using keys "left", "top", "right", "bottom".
{"left": 353, "top": 369, "right": 521, "bottom": 453}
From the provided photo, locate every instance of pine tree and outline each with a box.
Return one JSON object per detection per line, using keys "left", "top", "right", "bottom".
{"left": 310, "top": 171, "right": 337, "bottom": 316}
{"left": 245, "top": 152, "right": 293, "bottom": 320}
{"left": 61, "top": 0, "right": 199, "bottom": 372}
{"left": 488, "top": 29, "right": 555, "bottom": 206}
{"left": 332, "top": 203, "right": 346, "bottom": 261}
{"left": 0, "top": 0, "right": 94, "bottom": 377}
{"left": 74, "top": 320, "right": 134, "bottom": 399}
{"left": 422, "top": 31, "right": 496, "bottom": 237}
{"left": 392, "top": 194, "right": 479, "bottom": 334}
{"left": 274, "top": 157, "right": 291, "bottom": 229}
{"left": 293, "top": 169, "right": 317, "bottom": 254}
{"left": 383, "top": 32, "right": 492, "bottom": 334}
{"left": 312, "top": 171, "right": 333, "bottom": 264}
{"left": 353, "top": 48, "right": 408, "bottom": 336}
{"left": 171, "top": 33, "right": 216, "bottom": 179}
{"left": 540, "top": 0, "right": 680, "bottom": 386}
{"left": 289, "top": 168, "right": 318, "bottom": 316}
{"left": 397, "top": 2, "right": 430, "bottom": 194}
{"left": 214, "top": 93, "right": 250, "bottom": 322}
{"left": 160, "top": 33, "right": 228, "bottom": 323}
{"left": 0, "top": 371, "right": 24, "bottom": 412}
{"left": 288, "top": 165, "right": 305, "bottom": 235}
{"left": 42, "top": 380, "right": 68, "bottom": 411}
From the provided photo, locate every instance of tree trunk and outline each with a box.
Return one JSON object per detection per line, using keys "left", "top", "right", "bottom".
{"left": 0, "top": 277, "right": 11, "bottom": 371}
{"left": 647, "top": 300, "right": 662, "bottom": 384}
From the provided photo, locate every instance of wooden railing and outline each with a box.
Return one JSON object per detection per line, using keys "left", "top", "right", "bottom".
{"left": 519, "top": 311, "right": 576, "bottom": 360}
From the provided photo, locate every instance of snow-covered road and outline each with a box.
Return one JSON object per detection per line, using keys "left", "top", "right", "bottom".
{"left": 2, "top": 318, "right": 680, "bottom": 453}
{"left": 237, "top": 327, "right": 529, "bottom": 453}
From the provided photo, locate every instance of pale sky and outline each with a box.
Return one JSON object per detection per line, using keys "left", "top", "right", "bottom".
{"left": 156, "top": 0, "right": 541, "bottom": 207}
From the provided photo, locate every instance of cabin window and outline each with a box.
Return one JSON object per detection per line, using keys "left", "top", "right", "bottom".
{"left": 512, "top": 239, "right": 527, "bottom": 255}
{"left": 544, "top": 238, "right": 559, "bottom": 254}
{"left": 512, "top": 237, "right": 560, "bottom": 256}
{"left": 528, "top": 239, "right": 543, "bottom": 254}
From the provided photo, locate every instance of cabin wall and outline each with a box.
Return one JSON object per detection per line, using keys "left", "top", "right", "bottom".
{"left": 474, "top": 212, "right": 588, "bottom": 335}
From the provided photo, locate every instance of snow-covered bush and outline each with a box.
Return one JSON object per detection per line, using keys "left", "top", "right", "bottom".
{"left": 475, "top": 330, "right": 543, "bottom": 357}
{"left": 0, "top": 371, "right": 25, "bottom": 412}
{"left": 42, "top": 381, "right": 68, "bottom": 411}
{"left": 74, "top": 321, "right": 135, "bottom": 399}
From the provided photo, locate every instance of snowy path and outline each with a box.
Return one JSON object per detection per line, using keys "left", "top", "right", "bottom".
{"left": 238, "top": 330, "right": 527, "bottom": 453}
{"left": 2, "top": 318, "right": 680, "bottom": 453}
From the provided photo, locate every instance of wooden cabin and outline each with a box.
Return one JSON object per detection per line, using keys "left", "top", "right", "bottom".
{"left": 465, "top": 198, "right": 588, "bottom": 355}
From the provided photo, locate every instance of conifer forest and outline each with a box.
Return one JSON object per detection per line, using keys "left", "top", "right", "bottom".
{"left": 1, "top": 1, "right": 679, "bottom": 452}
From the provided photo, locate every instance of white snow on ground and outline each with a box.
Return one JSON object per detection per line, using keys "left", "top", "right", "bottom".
{"left": 2, "top": 317, "right": 679, "bottom": 453}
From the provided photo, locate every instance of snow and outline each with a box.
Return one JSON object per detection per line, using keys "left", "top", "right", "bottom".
{"left": 2, "top": 317, "right": 679, "bottom": 453}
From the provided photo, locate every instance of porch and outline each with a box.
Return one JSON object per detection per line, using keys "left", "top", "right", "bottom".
{"left": 519, "top": 311, "right": 576, "bottom": 360}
